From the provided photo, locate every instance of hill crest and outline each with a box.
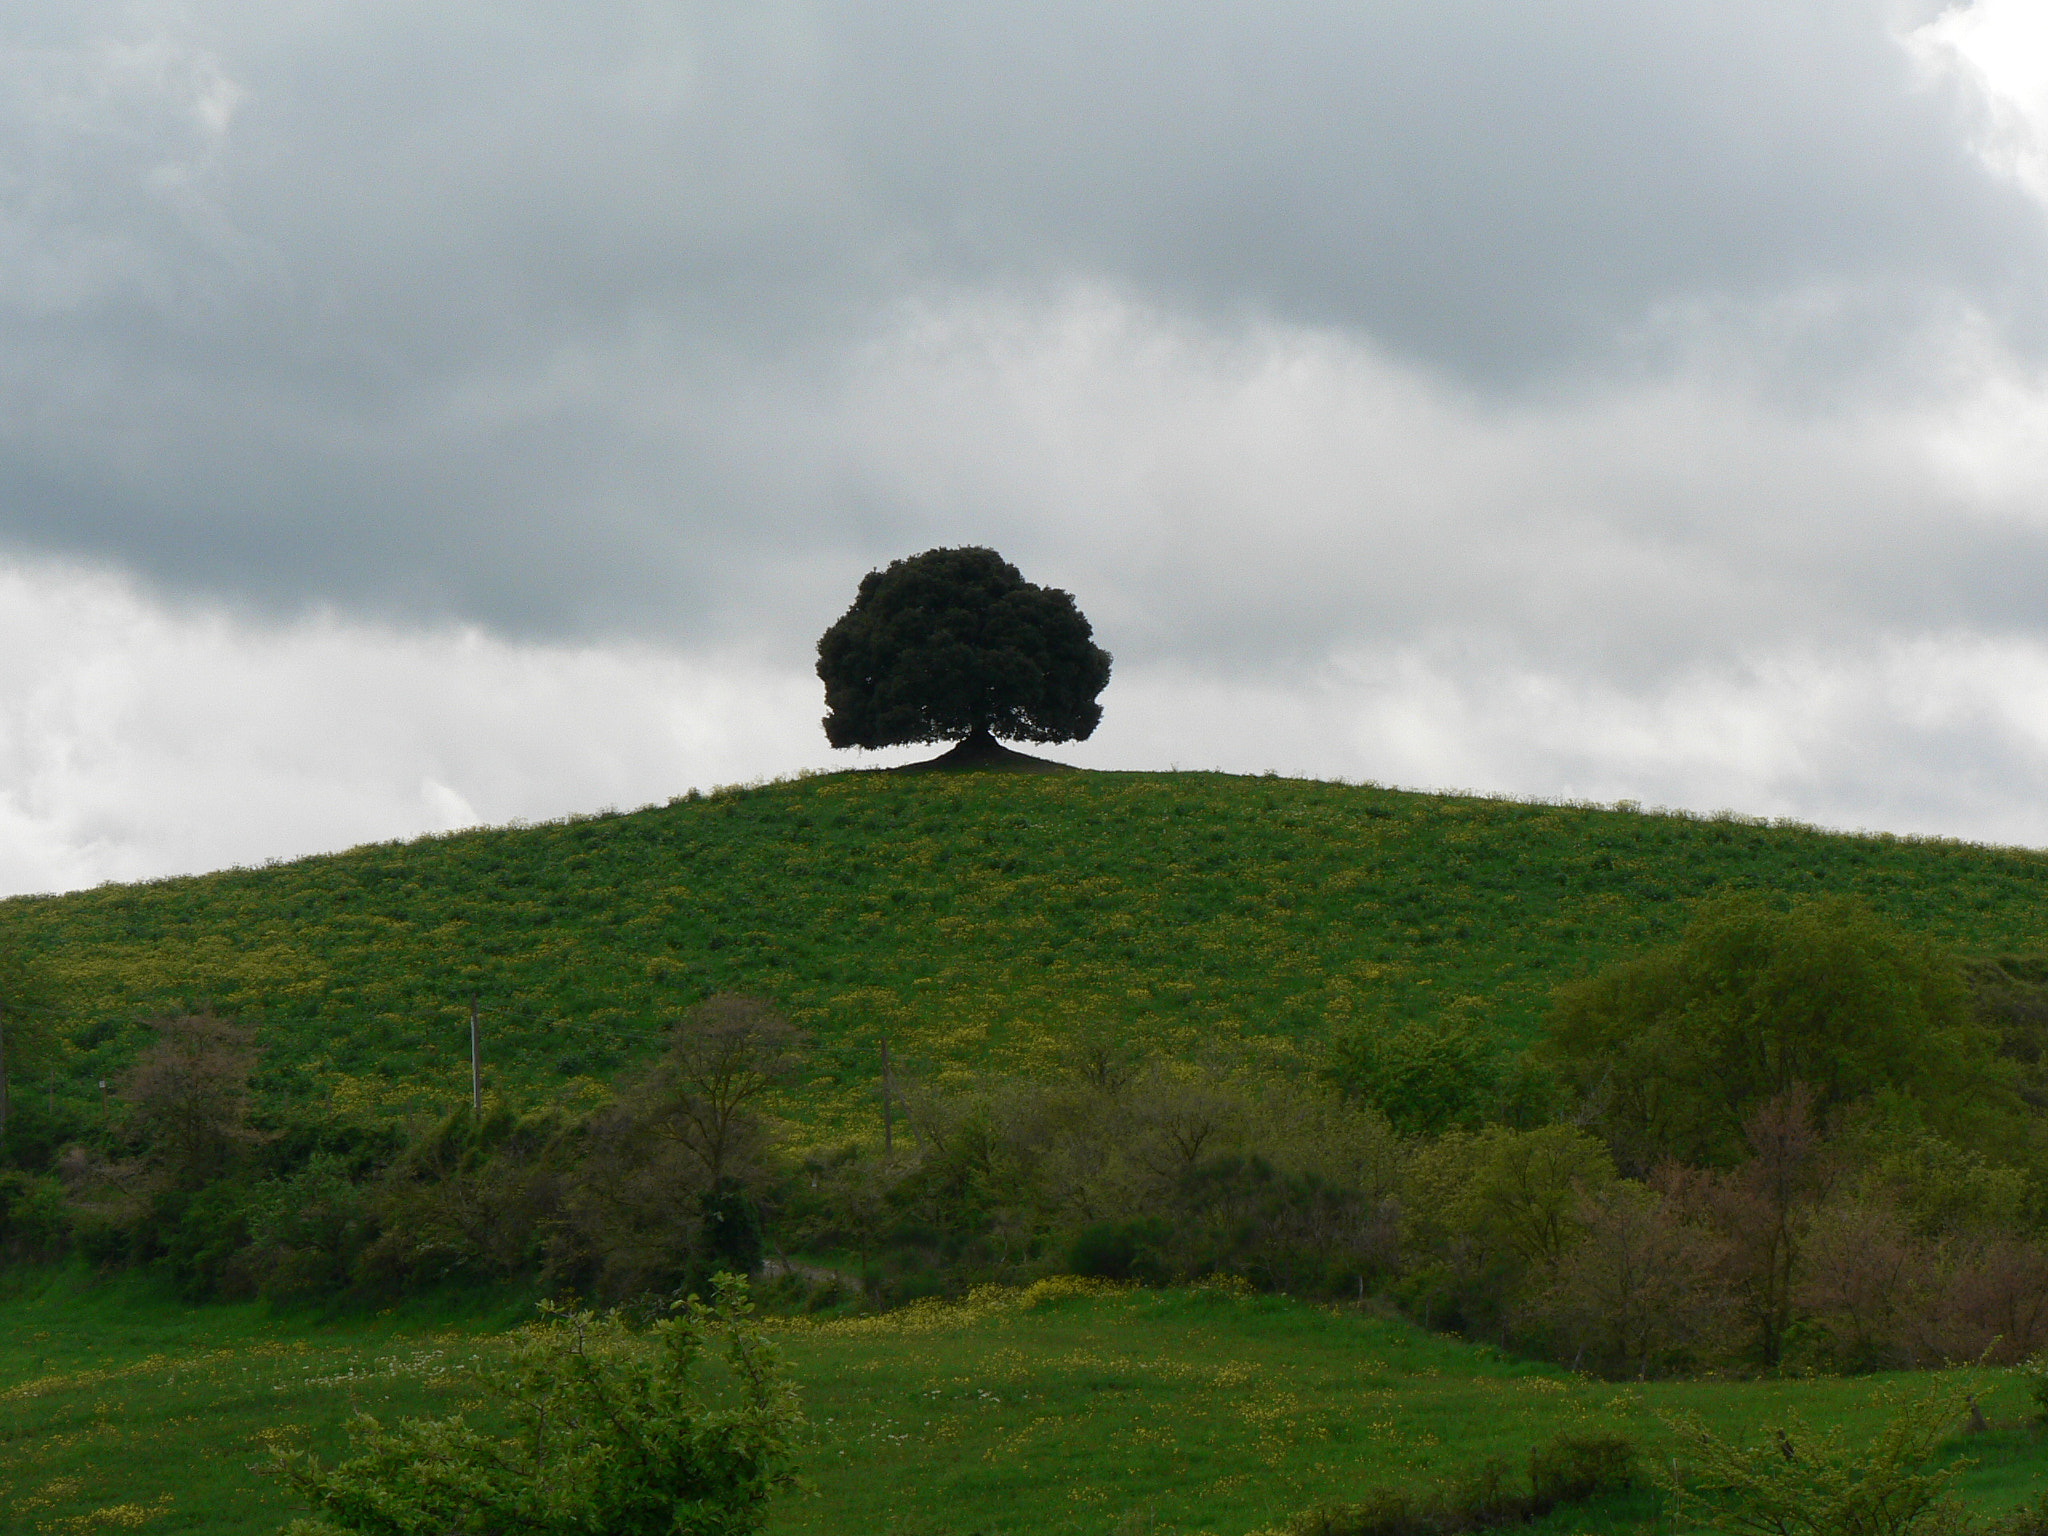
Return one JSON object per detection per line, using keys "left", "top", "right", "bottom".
{"left": 9, "top": 769, "right": 2047, "bottom": 1135}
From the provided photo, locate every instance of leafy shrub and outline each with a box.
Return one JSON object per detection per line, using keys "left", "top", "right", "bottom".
{"left": 1543, "top": 895, "right": 2003, "bottom": 1170}
{"left": 696, "top": 1183, "right": 765, "bottom": 1284}
{"left": 1660, "top": 1377, "right": 1975, "bottom": 1536}
{"left": 2023, "top": 1354, "right": 2048, "bottom": 1423}
{"left": 280, "top": 1274, "right": 802, "bottom": 1536}
{"left": 153, "top": 1181, "right": 254, "bottom": 1300}
{"left": 0, "top": 1169, "right": 66, "bottom": 1261}
{"left": 242, "top": 1154, "right": 378, "bottom": 1301}
{"left": 1323, "top": 1005, "right": 1500, "bottom": 1138}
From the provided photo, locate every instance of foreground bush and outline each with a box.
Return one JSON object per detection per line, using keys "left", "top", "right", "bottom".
{"left": 279, "top": 1274, "right": 802, "bottom": 1536}
{"left": 1660, "top": 1377, "right": 1975, "bottom": 1536}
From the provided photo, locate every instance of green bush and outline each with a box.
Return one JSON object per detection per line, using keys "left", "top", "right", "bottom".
{"left": 1323, "top": 1005, "right": 1501, "bottom": 1138}
{"left": 2022, "top": 1354, "right": 2048, "bottom": 1423}
{"left": 280, "top": 1274, "right": 802, "bottom": 1536}
{"left": 0, "top": 1169, "right": 66, "bottom": 1261}
{"left": 154, "top": 1181, "right": 254, "bottom": 1300}
{"left": 1544, "top": 894, "right": 2007, "bottom": 1168}
{"left": 1661, "top": 1377, "right": 1976, "bottom": 1536}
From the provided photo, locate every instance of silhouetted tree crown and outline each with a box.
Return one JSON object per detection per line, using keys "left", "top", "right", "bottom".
{"left": 816, "top": 547, "right": 1112, "bottom": 749}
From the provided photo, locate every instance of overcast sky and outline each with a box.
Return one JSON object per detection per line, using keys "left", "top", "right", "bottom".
{"left": 3, "top": 0, "right": 2048, "bottom": 894}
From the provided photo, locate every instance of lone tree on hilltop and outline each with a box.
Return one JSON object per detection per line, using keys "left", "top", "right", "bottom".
{"left": 816, "top": 547, "right": 1112, "bottom": 759}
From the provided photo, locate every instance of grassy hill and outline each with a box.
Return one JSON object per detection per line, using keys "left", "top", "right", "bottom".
{"left": 11, "top": 769, "right": 2048, "bottom": 1137}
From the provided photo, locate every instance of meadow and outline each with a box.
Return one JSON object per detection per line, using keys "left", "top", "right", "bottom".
{"left": 8, "top": 768, "right": 2048, "bottom": 1533}
{"left": 2, "top": 1269, "right": 2043, "bottom": 1536}
{"left": 11, "top": 769, "right": 2048, "bottom": 1139}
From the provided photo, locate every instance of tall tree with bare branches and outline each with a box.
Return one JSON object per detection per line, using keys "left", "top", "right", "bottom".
{"left": 634, "top": 994, "right": 803, "bottom": 1190}
{"left": 120, "top": 1013, "right": 262, "bottom": 1186}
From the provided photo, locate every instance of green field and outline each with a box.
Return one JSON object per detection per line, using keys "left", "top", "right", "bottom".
{"left": 12, "top": 770, "right": 2048, "bottom": 1138}
{"left": 9, "top": 769, "right": 2048, "bottom": 1532}
{"left": 2, "top": 1270, "right": 2043, "bottom": 1536}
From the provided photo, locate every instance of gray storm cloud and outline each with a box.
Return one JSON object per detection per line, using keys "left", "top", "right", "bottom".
{"left": 2, "top": 0, "right": 2048, "bottom": 889}
{"left": 0, "top": 0, "right": 2041, "bottom": 648}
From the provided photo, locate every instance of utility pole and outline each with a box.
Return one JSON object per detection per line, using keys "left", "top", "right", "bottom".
{"left": 470, "top": 993, "right": 482, "bottom": 1118}
{"left": 880, "top": 1035, "right": 893, "bottom": 1157}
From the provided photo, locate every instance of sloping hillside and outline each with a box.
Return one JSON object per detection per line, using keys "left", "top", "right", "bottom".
{"left": 10, "top": 770, "right": 2048, "bottom": 1132}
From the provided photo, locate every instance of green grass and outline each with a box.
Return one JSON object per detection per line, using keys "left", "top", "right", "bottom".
{"left": 12, "top": 769, "right": 2048, "bottom": 1138}
{"left": 0, "top": 1268, "right": 528, "bottom": 1534}
{"left": 2, "top": 1273, "right": 2043, "bottom": 1536}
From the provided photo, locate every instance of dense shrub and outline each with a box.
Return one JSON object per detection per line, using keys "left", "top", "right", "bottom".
{"left": 1660, "top": 1378, "right": 1972, "bottom": 1536}
{"left": 1323, "top": 1004, "right": 1503, "bottom": 1138}
{"left": 280, "top": 1276, "right": 802, "bottom": 1536}
{"left": 1544, "top": 895, "right": 2009, "bottom": 1170}
{"left": 0, "top": 1169, "right": 65, "bottom": 1261}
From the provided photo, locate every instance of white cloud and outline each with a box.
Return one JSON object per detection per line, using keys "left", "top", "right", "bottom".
{"left": 1914, "top": 0, "right": 2048, "bottom": 204}
{"left": 818, "top": 285, "right": 2048, "bottom": 672}
{"left": 1075, "top": 635, "right": 2048, "bottom": 847}
{"left": 0, "top": 559, "right": 846, "bottom": 895}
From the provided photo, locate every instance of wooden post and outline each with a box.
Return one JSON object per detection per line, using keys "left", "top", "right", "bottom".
{"left": 470, "top": 994, "right": 481, "bottom": 1117}
{"left": 880, "top": 1036, "right": 893, "bottom": 1157}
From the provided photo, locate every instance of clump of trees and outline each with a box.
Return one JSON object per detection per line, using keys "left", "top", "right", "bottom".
{"left": 4, "top": 893, "right": 2047, "bottom": 1384}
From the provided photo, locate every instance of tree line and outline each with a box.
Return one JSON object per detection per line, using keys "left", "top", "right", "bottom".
{"left": 1, "top": 892, "right": 2045, "bottom": 1379}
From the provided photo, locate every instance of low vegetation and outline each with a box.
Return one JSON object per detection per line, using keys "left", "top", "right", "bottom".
{"left": 5, "top": 769, "right": 2048, "bottom": 1529}
{"left": 1, "top": 891, "right": 2043, "bottom": 1397}
{"left": 3, "top": 1270, "right": 2044, "bottom": 1536}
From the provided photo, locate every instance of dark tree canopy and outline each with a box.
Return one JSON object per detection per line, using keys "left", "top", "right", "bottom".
{"left": 816, "top": 547, "right": 1112, "bottom": 749}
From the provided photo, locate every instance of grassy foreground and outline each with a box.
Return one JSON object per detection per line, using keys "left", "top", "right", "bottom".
{"left": 2, "top": 1273, "right": 2043, "bottom": 1536}
{"left": 13, "top": 771, "right": 2048, "bottom": 1139}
